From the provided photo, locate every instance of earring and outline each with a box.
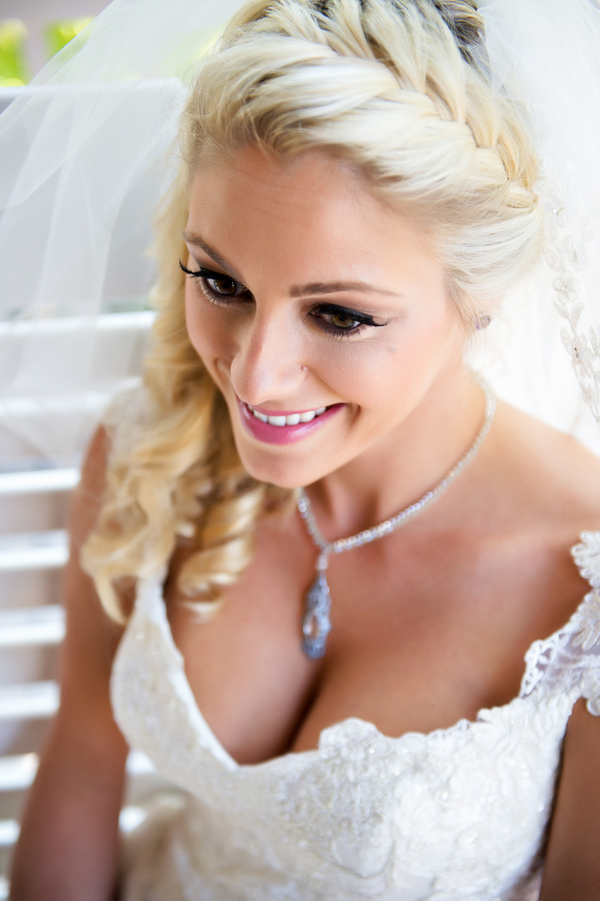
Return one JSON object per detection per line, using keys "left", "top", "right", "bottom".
{"left": 474, "top": 312, "right": 492, "bottom": 331}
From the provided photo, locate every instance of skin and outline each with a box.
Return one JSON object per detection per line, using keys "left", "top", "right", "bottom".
{"left": 10, "top": 146, "right": 600, "bottom": 899}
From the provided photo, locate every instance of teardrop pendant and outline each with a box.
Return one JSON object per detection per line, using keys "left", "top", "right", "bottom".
{"left": 301, "top": 570, "right": 332, "bottom": 659}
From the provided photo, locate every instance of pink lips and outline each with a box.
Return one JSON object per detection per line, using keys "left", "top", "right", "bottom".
{"left": 238, "top": 399, "right": 343, "bottom": 445}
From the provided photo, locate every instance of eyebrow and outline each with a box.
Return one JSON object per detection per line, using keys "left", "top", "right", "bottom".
{"left": 183, "top": 231, "right": 402, "bottom": 299}
{"left": 288, "top": 281, "right": 398, "bottom": 298}
{"left": 183, "top": 231, "right": 245, "bottom": 283}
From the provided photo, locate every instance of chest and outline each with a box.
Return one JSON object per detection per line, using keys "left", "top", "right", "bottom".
{"left": 165, "top": 513, "right": 586, "bottom": 764}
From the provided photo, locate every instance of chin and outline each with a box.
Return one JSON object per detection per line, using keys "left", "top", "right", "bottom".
{"left": 238, "top": 452, "right": 312, "bottom": 490}
{"left": 235, "top": 442, "right": 329, "bottom": 490}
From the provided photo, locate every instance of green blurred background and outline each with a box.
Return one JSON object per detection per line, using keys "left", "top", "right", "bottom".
{"left": 0, "top": 1, "right": 110, "bottom": 85}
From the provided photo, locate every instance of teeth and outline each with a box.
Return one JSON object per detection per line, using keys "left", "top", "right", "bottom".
{"left": 248, "top": 405, "right": 329, "bottom": 426}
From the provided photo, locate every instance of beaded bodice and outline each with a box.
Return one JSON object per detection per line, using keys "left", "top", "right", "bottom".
{"left": 113, "top": 532, "right": 600, "bottom": 901}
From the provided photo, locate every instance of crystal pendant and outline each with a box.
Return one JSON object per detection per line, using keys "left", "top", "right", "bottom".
{"left": 301, "top": 571, "right": 332, "bottom": 659}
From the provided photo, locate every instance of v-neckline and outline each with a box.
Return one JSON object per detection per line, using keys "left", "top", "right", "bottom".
{"left": 138, "top": 557, "right": 594, "bottom": 772}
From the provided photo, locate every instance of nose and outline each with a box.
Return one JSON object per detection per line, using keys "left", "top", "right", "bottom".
{"left": 229, "top": 309, "right": 306, "bottom": 406}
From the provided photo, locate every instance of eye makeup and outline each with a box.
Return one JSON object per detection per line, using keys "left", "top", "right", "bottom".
{"left": 180, "top": 260, "right": 389, "bottom": 337}
{"left": 180, "top": 261, "right": 250, "bottom": 298}
{"left": 309, "top": 302, "right": 387, "bottom": 336}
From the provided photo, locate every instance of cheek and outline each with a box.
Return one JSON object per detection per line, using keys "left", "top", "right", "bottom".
{"left": 184, "top": 286, "right": 235, "bottom": 374}
{"left": 308, "top": 315, "right": 461, "bottom": 417}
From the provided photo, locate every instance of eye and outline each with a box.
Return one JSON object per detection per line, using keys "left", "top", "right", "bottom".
{"left": 323, "top": 311, "right": 362, "bottom": 331}
{"left": 311, "top": 302, "right": 387, "bottom": 337}
{"left": 204, "top": 274, "right": 246, "bottom": 297}
{"left": 180, "top": 261, "right": 250, "bottom": 301}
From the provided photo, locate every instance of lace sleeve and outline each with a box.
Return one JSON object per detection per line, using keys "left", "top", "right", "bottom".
{"left": 520, "top": 532, "right": 600, "bottom": 716}
{"left": 571, "top": 533, "right": 600, "bottom": 715}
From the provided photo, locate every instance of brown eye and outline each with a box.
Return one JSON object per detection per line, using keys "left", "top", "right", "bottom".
{"left": 206, "top": 276, "right": 244, "bottom": 297}
{"left": 327, "top": 312, "right": 361, "bottom": 330}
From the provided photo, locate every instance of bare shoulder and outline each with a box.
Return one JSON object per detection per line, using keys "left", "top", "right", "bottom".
{"left": 487, "top": 401, "right": 600, "bottom": 534}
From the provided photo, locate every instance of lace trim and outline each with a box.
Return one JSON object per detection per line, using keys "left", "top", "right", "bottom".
{"left": 113, "top": 534, "right": 600, "bottom": 898}
{"left": 572, "top": 530, "right": 600, "bottom": 590}
{"left": 520, "top": 531, "right": 600, "bottom": 704}
{"left": 138, "top": 573, "right": 240, "bottom": 771}
{"left": 129, "top": 532, "right": 600, "bottom": 773}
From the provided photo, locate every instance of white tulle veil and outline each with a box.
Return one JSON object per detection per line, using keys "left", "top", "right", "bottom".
{"left": 0, "top": 0, "right": 599, "bottom": 461}
{"left": 471, "top": 0, "right": 600, "bottom": 454}
{"left": 0, "top": 0, "right": 241, "bottom": 462}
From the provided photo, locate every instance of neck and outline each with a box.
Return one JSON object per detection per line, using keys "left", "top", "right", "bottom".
{"left": 305, "top": 366, "right": 487, "bottom": 539}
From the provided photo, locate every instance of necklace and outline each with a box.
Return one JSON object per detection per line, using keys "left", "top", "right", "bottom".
{"left": 297, "top": 378, "right": 496, "bottom": 659}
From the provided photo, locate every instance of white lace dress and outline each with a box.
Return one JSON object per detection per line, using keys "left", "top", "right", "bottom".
{"left": 113, "top": 532, "right": 600, "bottom": 901}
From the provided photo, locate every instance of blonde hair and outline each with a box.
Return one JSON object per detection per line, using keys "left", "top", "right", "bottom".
{"left": 82, "top": 0, "right": 544, "bottom": 622}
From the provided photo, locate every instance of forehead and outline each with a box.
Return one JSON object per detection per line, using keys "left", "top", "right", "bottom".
{"left": 192, "top": 147, "right": 371, "bottom": 230}
{"left": 187, "top": 146, "right": 438, "bottom": 292}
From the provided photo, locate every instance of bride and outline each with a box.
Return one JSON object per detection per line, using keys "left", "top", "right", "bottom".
{"left": 8, "top": 0, "right": 600, "bottom": 898}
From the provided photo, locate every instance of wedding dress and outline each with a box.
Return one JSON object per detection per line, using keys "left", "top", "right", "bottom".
{"left": 0, "top": 0, "right": 598, "bottom": 897}
{"left": 112, "top": 531, "right": 600, "bottom": 901}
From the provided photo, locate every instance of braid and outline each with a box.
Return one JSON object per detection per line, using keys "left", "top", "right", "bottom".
{"left": 429, "top": 0, "right": 483, "bottom": 58}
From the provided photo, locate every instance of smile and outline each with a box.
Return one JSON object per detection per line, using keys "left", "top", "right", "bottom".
{"left": 238, "top": 399, "right": 343, "bottom": 445}
{"left": 248, "top": 404, "right": 328, "bottom": 426}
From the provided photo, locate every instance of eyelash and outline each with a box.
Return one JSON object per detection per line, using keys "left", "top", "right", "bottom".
{"left": 179, "top": 261, "right": 387, "bottom": 338}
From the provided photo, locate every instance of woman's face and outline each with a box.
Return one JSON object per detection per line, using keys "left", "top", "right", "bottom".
{"left": 184, "top": 146, "right": 466, "bottom": 488}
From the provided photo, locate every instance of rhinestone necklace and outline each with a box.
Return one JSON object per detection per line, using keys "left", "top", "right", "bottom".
{"left": 297, "top": 378, "right": 496, "bottom": 659}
